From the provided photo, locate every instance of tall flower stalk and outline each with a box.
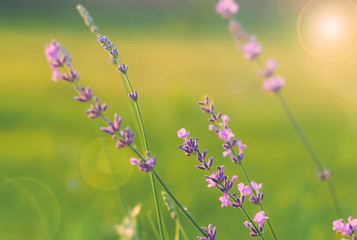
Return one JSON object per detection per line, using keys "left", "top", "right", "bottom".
{"left": 214, "top": 0, "right": 342, "bottom": 218}
{"left": 198, "top": 96, "right": 277, "bottom": 240}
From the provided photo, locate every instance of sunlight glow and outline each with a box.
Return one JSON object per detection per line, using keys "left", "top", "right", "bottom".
{"left": 319, "top": 17, "right": 343, "bottom": 39}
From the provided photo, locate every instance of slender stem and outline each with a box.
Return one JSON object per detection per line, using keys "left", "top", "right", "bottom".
{"left": 113, "top": 57, "right": 167, "bottom": 239}
{"left": 235, "top": 159, "right": 277, "bottom": 240}
{"left": 276, "top": 92, "right": 323, "bottom": 170}
{"left": 276, "top": 92, "right": 343, "bottom": 217}
{"left": 150, "top": 172, "right": 165, "bottom": 240}
{"left": 153, "top": 170, "right": 208, "bottom": 237}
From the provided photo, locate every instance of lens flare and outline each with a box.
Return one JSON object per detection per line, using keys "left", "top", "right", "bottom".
{"left": 297, "top": 0, "right": 357, "bottom": 61}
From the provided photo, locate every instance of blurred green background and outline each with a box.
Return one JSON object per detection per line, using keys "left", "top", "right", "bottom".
{"left": 1, "top": 0, "right": 357, "bottom": 239}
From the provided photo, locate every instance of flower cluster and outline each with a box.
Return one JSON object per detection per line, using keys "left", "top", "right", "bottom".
{"left": 178, "top": 126, "right": 267, "bottom": 237}
{"left": 45, "top": 40, "right": 79, "bottom": 82}
{"left": 100, "top": 113, "right": 134, "bottom": 149}
{"left": 197, "top": 224, "right": 217, "bottom": 240}
{"left": 333, "top": 217, "right": 357, "bottom": 240}
{"left": 215, "top": 0, "right": 285, "bottom": 93}
{"left": 130, "top": 152, "right": 156, "bottom": 172}
{"left": 199, "top": 96, "right": 247, "bottom": 164}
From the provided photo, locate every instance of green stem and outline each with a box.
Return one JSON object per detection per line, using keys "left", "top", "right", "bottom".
{"left": 150, "top": 172, "right": 165, "bottom": 240}
{"left": 113, "top": 58, "right": 166, "bottom": 239}
{"left": 276, "top": 92, "right": 343, "bottom": 218}
{"left": 152, "top": 170, "right": 208, "bottom": 237}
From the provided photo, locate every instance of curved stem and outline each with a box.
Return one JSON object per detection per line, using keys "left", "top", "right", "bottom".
{"left": 276, "top": 92, "right": 343, "bottom": 218}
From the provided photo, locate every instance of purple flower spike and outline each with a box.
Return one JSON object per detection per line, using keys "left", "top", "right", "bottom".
{"left": 118, "top": 63, "right": 129, "bottom": 74}
{"left": 219, "top": 192, "right": 232, "bottom": 207}
{"left": 128, "top": 90, "right": 138, "bottom": 101}
{"left": 178, "top": 132, "right": 199, "bottom": 156}
{"left": 262, "top": 76, "right": 285, "bottom": 93}
{"left": 258, "top": 58, "right": 278, "bottom": 78}
{"left": 242, "top": 35, "right": 262, "bottom": 60}
{"left": 130, "top": 152, "right": 156, "bottom": 172}
{"left": 197, "top": 224, "right": 217, "bottom": 240}
{"left": 75, "top": 87, "right": 92, "bottom": 102}
{"left": 97, "top": 35, "right": 115, "bottom": 51}
{"left": 216, "top": 0, "right": 239, "bottom": 19}
{"left": 254, "top": 211, "right": 268, "bottom": 233}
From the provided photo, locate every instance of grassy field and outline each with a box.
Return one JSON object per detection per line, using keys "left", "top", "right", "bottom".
{"left": 1, "top": 1, "right": 357, "bottom": 239}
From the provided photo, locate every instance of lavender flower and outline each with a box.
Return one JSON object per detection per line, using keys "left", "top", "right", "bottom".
{"left": 45, "top": 40, "right": 79, "bottom": 82}
{"left": 118, "top": 63, "right": 129, "bottom": 74}
{"left": 219, "top": 192, "right": 232, "bottom": 207}
{"left": 254, "top": 211, "right": 268, "bottom": 233}
{"left": 128, "top": 90, "right": 138, "bottom": 101}
{"left": 100, "top": 113, "right": 122, "bottom": 135}
{"left": 333, "top": 217, "right": 357, "bottom": 240}
{"left": 178, "top": 129, "right": 199, "bottom": 156}
{"left": 249, "top": 181, "right": 264, "bottom": 204}
{"left": 244, "top": 221, "right": 259, "bottom": 237}
{"left": 242, "top": 35, "right": 262, "bottom": 60}
{"left": 244, "top": 211, "right": 268, "bottom": 237}
{"left": 114, "top": 127, "right": 134, "bottom": 148}
{"left": 197, "top": 224, "right": 217, "bottom": 240}
{"left": 258, "top": 59, "right": 278, "bottom": 78}
{"left": 74, "top": 87, "right": 93, "bottom": 102}
{"left": 216, "top": 0, "right": 239, "bottom": 19}
{"left": 200, "top": 96, "right": 247, "bottom": 164}
{"left": 262, "top": 76, "right": 285, "bottom": 93}
{"left": 130, "top": 152, "right": 156, "bottom": 172}
{"left": 85, "top": 96, "right": 108, "bottom": 118}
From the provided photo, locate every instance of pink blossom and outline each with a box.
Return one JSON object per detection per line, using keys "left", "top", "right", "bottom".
{"left": 262, "top": 76, "right": 285, "bottom": 92}
{"left": 216, "top": 0, "right": 239, "bottom": 19}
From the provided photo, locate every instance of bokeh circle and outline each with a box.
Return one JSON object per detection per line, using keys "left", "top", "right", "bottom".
{"left": 0, "top": 176, "right": 61, "bottom": 239}
{"left": 80, "top": 137, "right": 134, "bottom": 191}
